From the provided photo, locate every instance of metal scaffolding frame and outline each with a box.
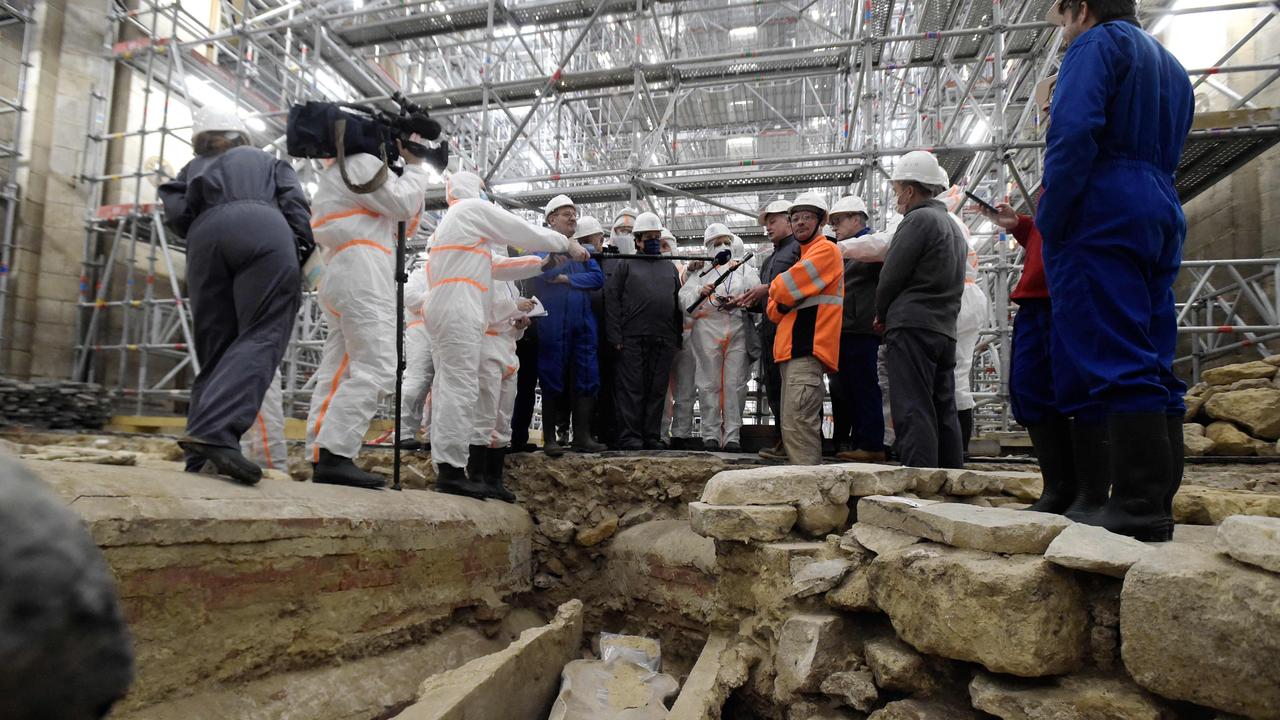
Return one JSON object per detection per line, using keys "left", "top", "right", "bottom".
{"left": 0, "top": 1, "right": 36, "bottom": 373}
{"left": 70, "top": 0, "right": 1280, "bottom": 430}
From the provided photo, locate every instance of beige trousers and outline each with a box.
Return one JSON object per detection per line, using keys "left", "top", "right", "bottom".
{"left": 780, "top": 355, "right": 825, "bottom": 466}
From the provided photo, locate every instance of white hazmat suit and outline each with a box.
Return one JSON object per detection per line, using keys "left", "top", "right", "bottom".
{"left": 306, "top": 154, "right": 430, "bottom": 463}
{"left": 681, "top": 234, "right": 757, "bottom": 447}
{"left": 399, "top": 263, "right": 435, "bottom": 441}
{"left": 425, "top": 172, "right": 571, "bottom": 470}
{"left": 666, "top": 258, "right": 699, "bottom": 443}
{"left": 472, "top": 254, "right": 529, "bottom": 449}
{"left": 241, "top": 368, "right": 287, "bottom": 471}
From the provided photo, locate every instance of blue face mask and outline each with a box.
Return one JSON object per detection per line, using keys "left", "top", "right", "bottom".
{"left": 642, "top": 237, "right": 662, "bottom": 254}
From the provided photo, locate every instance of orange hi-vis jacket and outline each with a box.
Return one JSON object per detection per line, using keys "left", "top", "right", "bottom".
{"left": 767, "top": 237, "right": 845, "bottom": 371}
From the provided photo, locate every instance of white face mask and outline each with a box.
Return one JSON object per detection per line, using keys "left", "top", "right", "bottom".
{"left": 611, "top": 232, "right": 636, "bottom": 253}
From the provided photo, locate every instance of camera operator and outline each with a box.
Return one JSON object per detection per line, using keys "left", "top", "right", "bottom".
{"left": 304, "top": 137, "right": 431, "bottom": 490}
{"left": 159, "top": 108, "right": 313, "bottom": 486}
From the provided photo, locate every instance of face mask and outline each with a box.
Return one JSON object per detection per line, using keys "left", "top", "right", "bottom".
{"left": 642, "top": 237, "right": 662, "bottom": 254}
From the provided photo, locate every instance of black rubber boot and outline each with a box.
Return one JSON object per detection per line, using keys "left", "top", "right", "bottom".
{"left": 723, "top": 441, "right": 742, "bottom": 453}
{"left": 466, "top": 444, "right": 490, "bottom": 485}
{"left": 435, "top": 463, "right": 488, "bottom": 499}
{"left": 396, "top": 438, "right": 424, "bottom": 451}
{"left": 1076, "top": 413, "right": 1175, "bottom": 541}
{"left": 312, "top": 448, "right": 384, "bottom": 489}
{"left": 1023, "top": 416, "right": 1076, "bottom": 514}
{"left": 669, "top": 437, "right": 687, "bottom": 451}
{"left": 179, "top": 439, "right": 262, "bottom": 486}
{"left": 542, "top": 394, "right": 565, "bottom": 458}
{"left": 1161, "top": 414, "right": 1185, "bottom": 542}
{"left": 703, "top": 438, "right": 720, "bottom": 452}
{"left": 571, "top": 396, "right": 608, "bottom": 453}
{"left": 1064, "top": 420, "right": 1112, "bottom": 520}
{"left": 484, "top": 448, "right": 517, "bottom": 503}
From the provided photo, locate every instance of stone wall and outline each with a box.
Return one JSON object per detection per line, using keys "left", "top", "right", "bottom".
{"left": 690, "top": 463, "right": 1280, "bottom": 720}
{"left": 34, "top": 458, "right": 536, "bottom": 718}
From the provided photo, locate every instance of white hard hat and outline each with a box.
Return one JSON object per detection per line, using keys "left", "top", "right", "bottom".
{"left": 829, "top": 195, "right": 869, "bottom": 219}
{"left": 890, "top": 150, "right": 945, "bottom": 187}
{"left": 933, "top": 165, "right": 952, "bottom": 190}
{"left": 544, "top": 194, "right": 575, "bottom": 218}
{"left": 613, "top": 207, "right": 638, "bottom": 230}
{"left": 703, "top": 222, "right": 732, "bottom": 245}
{"left": 788, "top": 191, "right": 830, "bottom": 221}
{"left": 633, "top": 211, "right": 663, "bottom": 234}
{"left": 660, "top": 227, "right": 676, "bottom": 242}
{"left": 574, "top": 216, "right": 604, "bottom": 239}
{"left": 758, "top": 196, "right": 791, "bottom": 224}
{"left": 193, "top": 106, "right": 248, "bottom": 137}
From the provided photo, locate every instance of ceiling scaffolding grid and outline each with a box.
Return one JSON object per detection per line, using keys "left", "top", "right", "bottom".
{"left": 70, "top": 0, "right": 1280, "bottom": 429}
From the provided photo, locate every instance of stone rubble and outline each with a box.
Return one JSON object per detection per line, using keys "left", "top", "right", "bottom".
{"left": 690, "top": 502, "right": 798, "bottom": 542}
{"left": 1214, "top": 515, "right": 1280, "bottom": 574}
{"left": 0, "top": 378, "right": 114, "bottom": 429}
{"left": 968, "top": 671, "right": 1174, "bottom": 720}
{"left": 1184, "top": 358, "right": 1280, "bottom": 454}
{"left": 1043, "top": 523, "right": 1153, "bottom": 578}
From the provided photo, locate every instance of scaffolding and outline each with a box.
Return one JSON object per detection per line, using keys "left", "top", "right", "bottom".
{"left": 71, "top": 0, "right": 1280, "bottom": 430}
{"left": 0, "top": 1, "right": 35, "bottom": 374}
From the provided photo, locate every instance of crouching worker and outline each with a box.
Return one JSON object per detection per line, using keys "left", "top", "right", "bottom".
{"left": 606, "top": 212, "right": 683, "bottom": 450}
{"left": 426, "top": 172, "right": 587, "bottom": 498}
{"left": 159, "top": 107, "right": 312, "bottom": 485}
{"left": 305, "top": 138, "right": 431, "bottom": 489}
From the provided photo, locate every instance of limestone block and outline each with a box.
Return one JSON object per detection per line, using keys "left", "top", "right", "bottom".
{"left": 399, "top": 600, "right": 584, "bottom": 720}
{"left": 1253, "top": 437, "right": 1280, "bottom": 457}
{"left": 1266, "top": 354, "right": 1280, "bottom": 366}
{"left": 1205, "top": 421, "right": 1258, "bottom": 455}
{"left": 607, "top": 520, "right": 718, "bottom": 622}
{"left": 869, "top": 544, "right": 1088, "bottom": 677}
{"left": 831, "top": 462, "right": 913, "bottom": 496}
{"left": 667, "top": 634, "right": 751, "bottom": 720}
{"left": 848, "top": 523, "right": 923, "bottom": 555}
{"left": 856, "top": 495, "right": 940, "bottom": 536}
{"left": 575, "top": 514, "right": 619, "bottom": 546}
{"left": 1183, "top": 425, "right": 1216, "bottom": 456}
{"left": 868, "top": 700, "right": 982, "bottom": 720}
{"left": 1215, "top": 515, "right": 1280, "bottom": 574}
{"left": 797, "top": 501, "right": 851, "bottom": 537}
{"left": 863, "top": 633, "right": 933, "bottom": 695}
{"left": 1174, "top": 484, "right": 1280, "bottom": 524}
{"left": 968, "top": 671, "right": 1174, "bottom": 720}
{"left": 996, "top": 472, "right": 1045, "bottom": 503}
{"left": 790, "top": 558, "right": 852, "bottom": 597}
{"left": 1043, "top": 523, "right": 1153, "bottom": 578}
{"left": 701, "top": 465, "right": 851, "bottom": 507}
{"left": 1201, "top": 360, "right": 1278, "bottom": 385}
{"left": 1121, "top": 547, "right": 1280, "bottom": 718}
{"left": 941, "top": 469, "right": 1017, "bottom": 496}
{"left": 689, "top": 502, "right": 797, "bottom": 542}
{"left": 825, "top": 565, "right": 877, "bottom": 612}
{"left": 904, "top": 503, "right": 1072, "bottom": 554}
{"left": 774, "top": 613, "right": 855, "bottom": 697}
{"left": 1204, "top": 388, "right": 1280, "bottom": 440}
{"left": 1184, "top": 394, "right": 1206, "bottom": 421}
{"left": 819, "top": 669, "right": 879, "bottom": 712}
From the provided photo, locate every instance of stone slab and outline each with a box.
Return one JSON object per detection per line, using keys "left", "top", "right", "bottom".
{"left": 855, "top": 495, "right": 940, "bottom": 536}
{"left": 668, "top": 634, "right": 751, "bottom": 720}
{"left": 35, "top": 460, "right": 534, "bottom": 714}
{"left": 1122, "top": 546, "right": 1280, "bottom": 718}
{"left": 905, "top": 503, "right": 1072, "bottom": 554}
{"left": 700, "top": 466, "right": 850, "bottom": 507}
{"left": 398, "top": 600, "right": 584, "bottom": 720}
{"left": 1044, "top": 523, "right": 1153, "bottom": 578}
{"left": 849, "top": 522, "right": 923, "bottom": 555}
{"left": 830, "top": 462, "right": 912, "bottom": 496}
{"left": 689, "top": 502, "right": 797, "bottom": 542}
{"left": 969, "top": 671, "right": 1173, "bottom": 720}
{"left": 606, "top": 520, "right": 718, "bottom": 622}
{"left": 1215, "top": 515, "right": 1280, "bottom": 574}
{"left": 870, "top": 543, "right": 1088, "bottom": 677}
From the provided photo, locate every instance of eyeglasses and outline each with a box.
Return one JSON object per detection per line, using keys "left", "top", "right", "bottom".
{"left": 551, "top": 209, "right": 578, "bottom": 220}
{"left": 790, "top": 212, "right": 820, "bottom": 223}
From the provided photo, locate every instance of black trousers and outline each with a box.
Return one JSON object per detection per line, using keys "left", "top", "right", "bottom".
{"left": 184, "top": 202, "right": 300, "bottom": 453}
{"left": 885, "top": 327, "right": 963, "bottom": 469}
{"left": 510, "top": 327, "right": 540, "bottom": 448}
{"left": 761, "top": 325, "right": 782, "bottom": 425}
{"left": 615, "top": 335, "right": 676, "bottom": 448}
{"left": 595, "top": 341, "right": 619, "bottom": 445}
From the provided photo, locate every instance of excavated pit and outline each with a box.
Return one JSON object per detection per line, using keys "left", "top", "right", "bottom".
{"left": 7, "top": 427, "right": 1280, "bottom": 720}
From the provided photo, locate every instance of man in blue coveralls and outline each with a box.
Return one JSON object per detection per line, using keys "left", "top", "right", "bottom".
{"left": 1037, "top": 0, "right": 1193, "bottom": 541}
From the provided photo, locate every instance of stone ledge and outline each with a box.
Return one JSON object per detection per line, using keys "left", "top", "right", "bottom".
{"left": 35, "top": 460, "right": 534, "bottom": 715}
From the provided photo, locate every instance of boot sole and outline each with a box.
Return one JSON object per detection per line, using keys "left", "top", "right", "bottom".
{"left": 314, "top": 477, "right": 385, "bottom": 490}
{"left": 179, "top": 441, "right": 261, "bottom": 486}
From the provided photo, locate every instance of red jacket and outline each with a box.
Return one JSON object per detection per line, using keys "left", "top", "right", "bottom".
{"left": 1010, "top": 214, "right": 1049, "bottom": 302}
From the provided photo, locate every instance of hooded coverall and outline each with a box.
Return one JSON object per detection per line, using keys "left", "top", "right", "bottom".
{"left": 665, "top": 260, "right": 699, "bottom": 443}
{"left": 534, "top": 256, "right": 604, "bottom": 401}
{"left": 953, "top": 216, "right": 990, "bottom": 417}
{"left": 473, "top": 257, "right": 529, "bottom": 449}
{"left": 398, "top": 264, "right": 434, "bottom": 441}
{"left": 158, "top": 146, "right": 310, "bottom": 465}
{"left": 305, "top": 154, "right": 429, "bottom": 463}
{"left": 241, "top": 369, "right": 287, "bottom": 472}
{"left": 425, "top": 173, "right": 570, "bottom": 470}
{"left": 682, "top": 239, "right": 757, "bottom": 448}
{"left": 1036, "top": 19, "right": 1194, "bottom": 417}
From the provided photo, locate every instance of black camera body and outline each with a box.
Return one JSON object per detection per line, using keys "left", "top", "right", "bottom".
{"left": 286, "top": 92, "right": 449, "bottom": 173}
